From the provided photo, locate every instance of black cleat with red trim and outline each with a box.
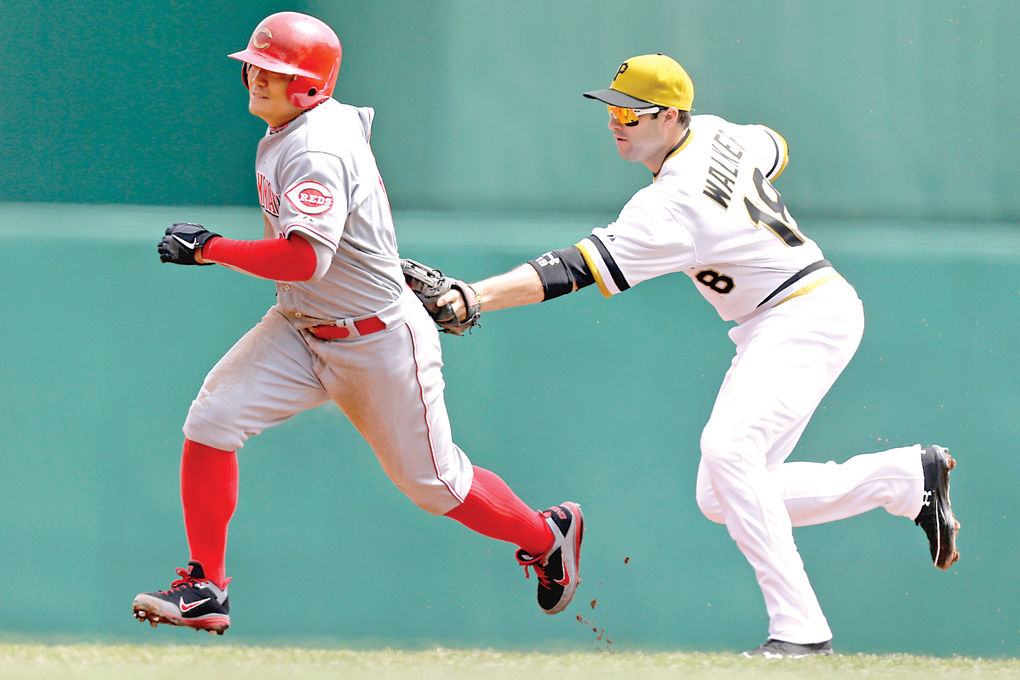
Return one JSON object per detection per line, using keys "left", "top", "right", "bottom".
{"left": 132, "top": 561, "right": 230, "bottom": 635}
{"left": 516, "top": 502, "right": 584, "bottom": 615}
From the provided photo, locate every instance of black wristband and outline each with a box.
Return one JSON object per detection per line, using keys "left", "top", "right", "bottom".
{"left": 528, "top": 245, "right": 594, "bottom": 301}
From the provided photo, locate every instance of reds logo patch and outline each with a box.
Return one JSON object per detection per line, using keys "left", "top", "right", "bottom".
{"left": 284, "top": 181, "right": 334, "bottom": 215}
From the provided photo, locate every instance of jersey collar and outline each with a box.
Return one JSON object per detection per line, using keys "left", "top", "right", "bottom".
{"left": 653, "top": 128, "right": 693, "bottom": 180}
{"left": 267, "top": 99, "right": 329, "bottom": 135}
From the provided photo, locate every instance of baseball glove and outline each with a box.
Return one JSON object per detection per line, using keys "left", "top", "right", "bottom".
{"left": 401, "top": 258, "right": 481, "bottom": 335}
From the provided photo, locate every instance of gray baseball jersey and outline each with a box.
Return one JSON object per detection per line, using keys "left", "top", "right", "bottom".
{"left": 254, "top": 98, "right": 404, "bottom": 322}
{"left": 184, "top": 98, "right": 473, "bottom": 513}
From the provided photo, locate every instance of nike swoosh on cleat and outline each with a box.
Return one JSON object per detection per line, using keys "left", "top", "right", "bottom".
{"left": 171, "top": 234, "right": 197, "bottom": 250}
{"left": 553, "top": 571, "right": 570, "bottom": 587}
{"left": 180, "top": 596, "right": 211, "bottom": 612}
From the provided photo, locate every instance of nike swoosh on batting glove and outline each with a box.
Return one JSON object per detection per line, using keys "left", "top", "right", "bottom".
{"left": 157, "top": 222, "right": 221, "bottom": 265}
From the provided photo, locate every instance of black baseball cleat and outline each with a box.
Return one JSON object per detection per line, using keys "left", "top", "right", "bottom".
{"left": 132, "top": 561, "right": 231, "bottom": 635}
{"left": 742, "top": 638, "right": 834, "bottom": 658}
{"left": 914, "top": 445, "right": 960, "bottom": 570}
{"left": 515, "top": 502, "right": 584, "bottom": 615}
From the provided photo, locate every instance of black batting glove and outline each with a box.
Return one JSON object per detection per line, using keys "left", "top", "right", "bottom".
{"left": 157, "top": 222, "right": 220, "bottom": 265}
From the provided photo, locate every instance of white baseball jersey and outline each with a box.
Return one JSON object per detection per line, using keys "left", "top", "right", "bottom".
{"left": 254, "top": 98, "right": 404, "bottom": 321}
{"left": 577, "top": 114, "right": 831, "bottom": 322}
{"left": 567, "top": 112, "right": 929, "bottom": 643}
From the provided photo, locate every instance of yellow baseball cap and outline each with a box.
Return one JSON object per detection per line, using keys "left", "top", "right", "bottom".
{"left": 583, "top": 53, "right": 694, "bottom": 111}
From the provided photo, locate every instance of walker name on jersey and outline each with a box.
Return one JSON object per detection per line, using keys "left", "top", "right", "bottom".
{"left": 702, "top": 130, "right": 746, "bottom": 210}
{"left": 257, "top": 173, "right": 281, "bottom": 217}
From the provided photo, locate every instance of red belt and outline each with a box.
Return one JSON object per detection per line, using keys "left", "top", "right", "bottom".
{"left": 308, "top": 316, "right": 387, "bottom": 339}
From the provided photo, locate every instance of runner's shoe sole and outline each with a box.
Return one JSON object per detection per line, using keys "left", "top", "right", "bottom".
{"left": 918, "top": 445, "right": 960, "bottom": 570}
{"left": 546, "top": 501, "right": 584, "bottom": 615}
{"left": 742, "top": 638, "right": 834, "bottom": 658}
{"left": 133, "top": 594, "right": 230, "bottom": 635}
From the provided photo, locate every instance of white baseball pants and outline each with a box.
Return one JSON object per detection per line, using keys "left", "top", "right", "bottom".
{"left": 695, "top": 276, "right": 924, "bottom": 644}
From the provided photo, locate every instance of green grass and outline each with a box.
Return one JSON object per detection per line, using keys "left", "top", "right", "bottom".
{"left": 0, "top": 644, "right": 1017, "bottom": 680}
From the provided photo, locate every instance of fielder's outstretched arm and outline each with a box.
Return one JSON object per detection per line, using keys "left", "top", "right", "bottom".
{"left": 472, "top": 264, "right": 546, "bottom": 311}
{"left": 438, "top": 244, "right": 595, "bottom": 319}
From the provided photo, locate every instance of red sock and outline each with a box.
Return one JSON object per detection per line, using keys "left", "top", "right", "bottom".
{"left": 180, "top": 438, "right": 238, "bottom": 588}
{"left": 444, "top": 466, "right": 553, "bottom": 556}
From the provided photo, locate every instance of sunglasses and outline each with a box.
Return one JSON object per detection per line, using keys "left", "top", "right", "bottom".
{"left": 607, "top": 104, "right": 662, "bottom": 126}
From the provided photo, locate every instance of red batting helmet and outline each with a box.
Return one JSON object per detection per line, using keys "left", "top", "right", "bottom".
{"left": 228, "top": 12, "right": 342, "bottom": 109}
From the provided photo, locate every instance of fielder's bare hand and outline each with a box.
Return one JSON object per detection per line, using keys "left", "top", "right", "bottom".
{"left": 437, "top": 264, "right": 547, "bottom": 317}
{"left": 435, "top": 287, "right": 468, "bottom": 321}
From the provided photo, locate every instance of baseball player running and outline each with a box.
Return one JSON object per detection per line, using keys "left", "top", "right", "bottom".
{"left": 431, "top": 54, "right": 959, "bottom": 657}
{"left": 131, "top": 11, "right": 583, "bottom": 635}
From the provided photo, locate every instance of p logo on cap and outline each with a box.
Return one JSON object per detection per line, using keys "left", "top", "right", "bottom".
{"left": 584, "top": 53, "right": 694, "bottom": 112}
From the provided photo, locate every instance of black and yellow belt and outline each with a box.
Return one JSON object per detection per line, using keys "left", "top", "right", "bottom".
{"left": 757, "top": 259, "right": 833, "bottom": 309}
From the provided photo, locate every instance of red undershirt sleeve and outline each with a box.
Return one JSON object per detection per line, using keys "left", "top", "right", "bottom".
{"left": 201, "top": 235, "right": 319, "bottom": 282}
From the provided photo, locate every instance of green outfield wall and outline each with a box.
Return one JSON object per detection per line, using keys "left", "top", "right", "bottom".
{"left": 0, "top": 1, "right": 1016, "bottom": 221}
{"left": 0, "top": 205, "right": 1017, "bottom": 657}
{"left": 0, "top": 0, "right": 1016, "bottom": 660}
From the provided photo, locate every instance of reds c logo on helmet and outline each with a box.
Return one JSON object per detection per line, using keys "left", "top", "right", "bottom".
{"left": 252, "top": 27, "right": 271, "bottom": 49}
{"left": 228, "top": 12, "right": 342, "bottom": 109}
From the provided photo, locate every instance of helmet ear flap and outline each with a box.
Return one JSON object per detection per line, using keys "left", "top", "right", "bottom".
{"left": 241, "top": 62, "right": 250, "bottom": 89}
